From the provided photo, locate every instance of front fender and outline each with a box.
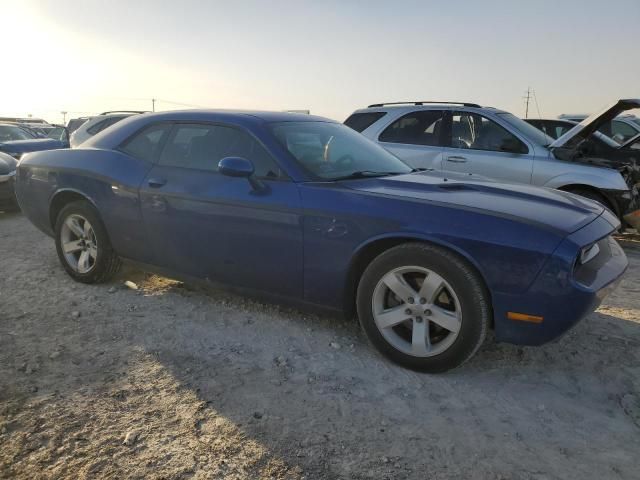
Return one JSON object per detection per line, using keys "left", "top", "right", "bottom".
{"left": 543, "top": 171, "right": 628, "bottom": 191}
{"left": 350, "top": 231, "right": 492, "bottom": 291}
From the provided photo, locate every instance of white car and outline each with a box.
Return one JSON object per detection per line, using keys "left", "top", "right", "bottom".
{"left": 69, "top": 111, "right": 146, "bottom": 148}
{"left": 559, "top": 113, "right": 640, "bottom": 144}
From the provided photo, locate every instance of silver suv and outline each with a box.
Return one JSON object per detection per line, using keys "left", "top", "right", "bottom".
{"left": 345, "top": 100, "right": 639, "bottom": 220}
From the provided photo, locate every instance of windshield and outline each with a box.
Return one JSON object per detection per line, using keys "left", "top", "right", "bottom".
{"left": 631, "top": 118, "right": 640, "bottom": 128}
{"left": 270, "top": 121, "right": 412, "bottom": 180}
{"left": 497, "top": 113, "right": 554, "bottom": 146}
{"left": 0, "top": 125, "right": 36, "bottom": 142}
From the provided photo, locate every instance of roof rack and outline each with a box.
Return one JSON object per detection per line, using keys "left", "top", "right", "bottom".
{"left": 367, "top": 101, "right": 481, "bottom": 108}
{"left": 99, "top": 110, "right": 148, "bottom": 115}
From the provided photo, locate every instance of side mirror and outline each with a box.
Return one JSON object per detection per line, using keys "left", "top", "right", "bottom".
{"left": 500, "top": 137, "right": 526, "bottom": 154}
{"left": 218, "top": 156, "right": 265, "bottom": 191}
{"left": 218, "top": 156, "right": 254, "bottom": 177}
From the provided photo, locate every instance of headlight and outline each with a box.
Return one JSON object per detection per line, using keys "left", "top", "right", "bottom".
{"left": 579, "top": 242, "right": 600, "bottom": 264}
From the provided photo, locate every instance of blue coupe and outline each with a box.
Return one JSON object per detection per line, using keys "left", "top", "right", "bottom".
{"left": 15, "top": 110, "right": 628, "bottom": 372}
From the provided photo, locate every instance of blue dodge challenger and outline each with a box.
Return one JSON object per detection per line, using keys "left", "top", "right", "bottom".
{"left": 15, "top": 110, "right": 628, "bottom": 372}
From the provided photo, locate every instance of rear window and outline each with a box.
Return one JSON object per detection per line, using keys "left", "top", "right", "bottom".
{"left": 87, "top": 116, "right": 127, "bottom": 135}
{"left": 344, "top": 112, "right": 387, "bottom": 133}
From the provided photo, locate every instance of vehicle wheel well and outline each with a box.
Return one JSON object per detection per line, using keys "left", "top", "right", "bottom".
{"left": 49, "top": 191, "right": 92, "bottom": 229}
{"left": 343, "top": 237, "right": 493, "bottom": 326}
{"left": 557, "top": 184, "right": 617, "bottom": 215}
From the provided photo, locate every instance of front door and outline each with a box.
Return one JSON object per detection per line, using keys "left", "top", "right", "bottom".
{"left": 442, "top": 111, "right": 534, "bottom": 184}
{"left": 138, "top": 122, "right": 303, "bottom": 298}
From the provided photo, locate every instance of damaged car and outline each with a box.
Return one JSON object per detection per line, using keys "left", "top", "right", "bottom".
{"left": 551, "top": 100, "right": 640, "bottom": 229}
{"left": 345, "top": 99, "right": 640, "bottom": 225}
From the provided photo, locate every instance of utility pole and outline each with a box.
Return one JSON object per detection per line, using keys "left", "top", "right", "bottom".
{"left": 61, "top": 111, "right": 67, "bottom": 124}
{"left": 523, "top": 87, "right": 532, "bottom": 119}
{"left": 152, "top": 98, "right": 156, "bottom": 112}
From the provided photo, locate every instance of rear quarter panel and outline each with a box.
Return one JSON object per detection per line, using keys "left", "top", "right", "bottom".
{"left": 16, "top": 148, "right": 154, "bottom": 261}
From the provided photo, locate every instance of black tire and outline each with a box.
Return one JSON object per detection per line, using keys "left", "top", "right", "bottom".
{"left": 54, "top": 200, "right": 121, "bottom": 283}
{"left": 356, "top": 243, "right": 491, "bottom": 373}
{"left": 566, "top": 188, "right": 613, "bottom": 212}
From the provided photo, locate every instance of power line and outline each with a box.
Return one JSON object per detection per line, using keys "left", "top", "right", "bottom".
{"left": 155, "top": 98, "right": 207, "bottom": 109}
{"left": 532, "top": 89, "right": 542, "bottom": 119}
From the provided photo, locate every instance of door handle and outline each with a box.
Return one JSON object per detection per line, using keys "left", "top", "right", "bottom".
{"left": 147, "top": 178, "right": 167, "bottom": 188}
{"left": 446, "top": 156, "right": 467, "bottom": 163}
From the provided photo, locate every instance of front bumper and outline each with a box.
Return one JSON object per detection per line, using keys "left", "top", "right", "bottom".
{"left": 0, "top": 172, "right": 17, "bottom": 207}
{"left": 493, "top": 211, "right": 628, "bottom": 346}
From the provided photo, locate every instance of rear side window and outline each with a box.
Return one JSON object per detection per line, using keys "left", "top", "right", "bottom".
{"left": 344, "top": 112, "right": 387, "bottom": 133}
{"left": 379, "top": 110, "right": 446, "bottom": 146}
{"left": 119, "top": 123, "right": 172, "bottom": 162}
{"left": 159, "top": 123, "right": 283, "bottom": 178}
{"left": 87, "top": 116, "right": 126, "bottom": 135}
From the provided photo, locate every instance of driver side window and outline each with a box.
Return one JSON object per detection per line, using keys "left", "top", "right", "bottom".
{"left": 451, "top": 113, "right": 527, "bottom": 154}
{"left": 159, "top": 123, "right": 283, "bottom": 178}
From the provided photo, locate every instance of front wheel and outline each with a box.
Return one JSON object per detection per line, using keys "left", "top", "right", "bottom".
{"left": 54, "top": 200, "right": 121, "bottom": 283}
{"left": 565, "top": 188, "right": 613, "bottom": 212}
{"left": 356, "top": 243, "right": 491, "bottom": 373}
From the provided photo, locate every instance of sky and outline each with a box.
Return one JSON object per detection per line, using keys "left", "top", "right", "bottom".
{"left": 3, "top": 0, "right": 639, "bottom": 124}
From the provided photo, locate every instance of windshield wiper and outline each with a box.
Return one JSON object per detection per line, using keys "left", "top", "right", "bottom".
{"left": 332, "top": 170, "right": 406, "bottom": 181}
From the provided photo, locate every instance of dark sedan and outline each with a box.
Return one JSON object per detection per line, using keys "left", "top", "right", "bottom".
{"left": 0, "top": 123, "right": 68, "bottom": 160}
{"left": 15, "top": 110, "right": 628, "bottom": 372}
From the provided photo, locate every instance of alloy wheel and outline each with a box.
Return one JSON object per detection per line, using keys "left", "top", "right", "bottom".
{"left": 60, "top": 214, "right": 98, "bottom": 274}
{"left": 371, "top": 266, "right": 462, "bottom": 357}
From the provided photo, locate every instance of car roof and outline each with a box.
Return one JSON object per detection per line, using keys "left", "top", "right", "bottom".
{"left": 0, "top": 122, "right": 31, "bottom": 129}
{"left": 128, "top": 109, "right": 333, "bottom": 124}
{"left": 84, "top": 109, "right": 337, "bottom": 150}
{"left": 527, "top": 118, "right": 575, "bottom": 123}
{"left": 352, "top": 104, "right": 509, "bottom": 115}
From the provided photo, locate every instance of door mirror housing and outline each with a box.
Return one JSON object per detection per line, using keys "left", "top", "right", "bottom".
{"left": 218, "top": 156, "right": 254, "bottom": 178}
{"left": 218, "top": 156, "right": 265, "bottom": 191}
{"left": 500, "top": 137, "right": 527, "bottom": 154}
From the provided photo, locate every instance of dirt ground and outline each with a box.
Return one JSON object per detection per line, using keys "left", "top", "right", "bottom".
{"left": 1, "top": 211, "right": 639, "bottom": 480}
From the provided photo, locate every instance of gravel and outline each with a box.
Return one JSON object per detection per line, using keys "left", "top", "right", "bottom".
{"left": 1, "top": 211, "right": 639, "bottom": 479}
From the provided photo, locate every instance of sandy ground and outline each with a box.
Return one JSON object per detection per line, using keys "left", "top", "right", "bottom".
{"left": 1, "top": 211, "right": 639, "bottom": 480}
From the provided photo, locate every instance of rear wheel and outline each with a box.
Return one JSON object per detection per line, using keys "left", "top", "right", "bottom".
{"left": 54, "top": 200, "right": 121, "bottom": 283}
{"left": 356, "top": 243, "right": 491, "bottom": 373}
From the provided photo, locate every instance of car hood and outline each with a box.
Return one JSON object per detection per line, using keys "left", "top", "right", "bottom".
{"left": 550, "top": 99, "right": 640, "bottom": 149}
{"left": 343, "top": 172, "right": 604, "bottom": 234}
{"left": 0, "top": 138, "right": 66, "bottom": 154}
